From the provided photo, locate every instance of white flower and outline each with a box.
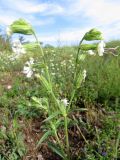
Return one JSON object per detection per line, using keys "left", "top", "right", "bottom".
{"left": 50, "top": 59, "right": 53, "bottom": 62}
{"left": 61, "top": 60, "right": 66, "bottom": 66}
{"left": 29, "top": 57, "right": 34, "bottom": 64}
{"left": 51, "top": 63, "right": 54, "bottom": 67}
{"left": 69, "top": 60, "right": 72, "bottom": 63}
{"left": 87, "top": 50, "right": 95, "bottom": 55}
{"left": 7, "top": 85, "right": 12, "bottom": 89}
{"left": 97, "top": 40, "right": 105, "bottom": 56}
{"left": 51, "top": 50, "right": 55, "bottom": 53}
{"left": 51, "top": 72, "right": 55, "bottom": 76}
{"left": 83, "top": 69, "right": 87, "bottom": 81}
{"left": 23, "top": 67, "right": 33, "bottom": 78}
{"left": 41, "top": 69, "right": 44, "bottom": 73}
{"left": 61, "top": 98, "right": 69, "bottom": 107}
{"left": 9, "top": 54, "right": 18, "bottom": 61}
{"left": 23, "top": 58, "right": 34, "bottom": 78}
{"left": 6, "top": 26, "right": 12, "bottom": 36}
{"left": 12, "top": 39, "right": 26, "bottom": 56}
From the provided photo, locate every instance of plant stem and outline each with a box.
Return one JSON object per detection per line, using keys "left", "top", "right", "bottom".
{"left": 33, "top": 31, "right": 51, "bottom": 83}
{"left": 51, "top": 92, "right": 70, "bottom": 158}
{"left": 64, "top": 115, "right": 70, "bottom": 158}
{"left": 74, "top": 37, "right": 84, "bottom": 80}
{"left": 115, "top": 132, "right": 120, "bottom": 159}
{"left": 33, "top": 31, "right": 70, "bottom": 160}
{"left": 68, "top": 37, "right": 84, "bottom": 110}
{"left": 54, "top": 130, "right": 68, "bottom": 160}
{"left": 33, "top": 31, "right": 44, "bottom": 57}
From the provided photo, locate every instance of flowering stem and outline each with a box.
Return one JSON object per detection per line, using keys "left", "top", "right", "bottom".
{"left": 68, "top": 37, "right": 84, "bottom": 111}
{"left": 33, "top": 31, "right": 51, "bottom": 83}
{"left": 67, "top": 89, "right": 75, "bottom": 111}
{"left": 33, "top": 31, "right": 44, "bottom": 57}
{"left": 33, "top": 31, "right": 70, "bottom": 159}
{"left": 74, "top": 37, "right": 84, "bottom": 81}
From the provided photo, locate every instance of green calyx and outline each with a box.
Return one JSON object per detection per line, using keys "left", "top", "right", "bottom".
{"left": 84, "top": 28, "right": 103, "bottom": 41}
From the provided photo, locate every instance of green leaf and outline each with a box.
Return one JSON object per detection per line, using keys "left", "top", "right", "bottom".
{"left": 80, "top": 44, "right": 97, "bottom": 51}
{"left": 32, "top": 97, "right": 48, "bottom": 111}
{"left": 76, "top": 72, "right": 83, "bottom": 89}
{"left": 43, "top": 111, "right": 60, "bottom": 122}
{"left": 9, "top": 18, "right": 34, "bottom": 35}
{"left": 55, "top": 118, "right": 64, "bottom": 128}
{"left": 23, "top": 42, "right": 40, "bottom": 51}
{"left": 72, "top": 108, "right": 88, "bottom": 112}
{"left": 84, "top": 28, "right": 103, "bottom": 41}
{"left": 78, "top": 54, "right": 86, "bottom": 61}
{"left": 37, "top": 131, "right": 52, "bottom": 148}
{"left": 59, "top": 104, "right": 67, "bottom": 117}
{"left": 18, "top": 149, "right": 24, "bottom": 157}
{"left": 36, "top": 74, "right": 52, "bottom": 92}
{"left": 48, "top": 142, "right": 66, "bottom": 159}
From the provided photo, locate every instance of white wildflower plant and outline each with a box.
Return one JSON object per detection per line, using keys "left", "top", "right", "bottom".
{"left": 6, "top": 18, "right": 109, "bottom": 159}
{"left": 12, "top": 39, "right": 26, "bottom": 55}
{"left": 9, "top": 39, "right": 26, "bottom": 61}
{"left": 23, "top": 57, "right": 35, "bottom": 78}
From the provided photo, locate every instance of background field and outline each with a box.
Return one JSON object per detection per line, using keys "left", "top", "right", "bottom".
{"left": 0, "top": 35, "right": 120, "bottom": 159}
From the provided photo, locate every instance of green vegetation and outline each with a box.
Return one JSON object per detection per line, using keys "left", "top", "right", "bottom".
{"left": 0, "top": 19, "right": 120, "bottom": 160}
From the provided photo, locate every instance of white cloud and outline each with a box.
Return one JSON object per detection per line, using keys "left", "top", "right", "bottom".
{"left": 0, "top": 0, "right": 63, "bottom": 28}
{"left": 0, "top": 15, "right": 15, "bottom": 25}
{"left": 84, "top": 0, "right": 120, "bottom": 25}
{"left": 3, "top": 0, "right": 64, "bottom": 15}
{"left": 101, "top": 22, "right": 120, "bottom": 40}
{"left": 64, "top": 0, "right": 120, "bottom": 25}
{"left": 0, "top": 13, "right": 49, "bottom": 26}
{"left": 25, "top": 16, "right": 55, "bottom": 26}
{"left": 35, "top": 27, "right": 92, "bottom": 45}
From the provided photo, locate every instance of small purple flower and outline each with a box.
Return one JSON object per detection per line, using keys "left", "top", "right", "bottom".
{"left": 101, "top": 151, "right": 107, "bottom": 156}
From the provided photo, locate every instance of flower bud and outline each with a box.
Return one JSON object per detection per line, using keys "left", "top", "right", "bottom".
{"left": 8, "top": 18, "right": 34, "bottom": 35}
{"left": 84, "top": 28, "right": 103, "bottom": 41}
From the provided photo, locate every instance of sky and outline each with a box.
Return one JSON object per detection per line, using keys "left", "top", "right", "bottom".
{"left": 0, "top": 0, "right": 120, "bottom": 46}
